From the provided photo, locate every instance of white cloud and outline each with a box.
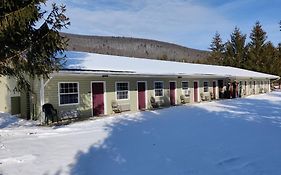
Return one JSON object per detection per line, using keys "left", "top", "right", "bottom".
{"left": 41, "top": 0, "right": 281, "bottom": 49}
{"left": 47, "top": 0, "right": 234, "bottom": 50}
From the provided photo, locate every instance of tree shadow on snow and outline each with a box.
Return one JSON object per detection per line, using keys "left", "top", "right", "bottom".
{"left": 67, "top": 93, "right": 281, "bottom": 175}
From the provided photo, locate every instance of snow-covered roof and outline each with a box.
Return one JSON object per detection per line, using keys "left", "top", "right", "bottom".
{"left": 63, "top": 51, "right": 279, "bottom": 79}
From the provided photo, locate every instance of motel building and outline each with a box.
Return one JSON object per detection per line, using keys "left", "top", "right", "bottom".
{"left": 0, "top": 51, "right": 279, "bottom": 123}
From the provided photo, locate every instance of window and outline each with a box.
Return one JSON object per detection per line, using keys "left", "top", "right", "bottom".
{"left": 264, "top": 81, "right": 268, "bottom": 89}
{"left": 116, "top": 82, "right": 129, "bottom": 100}
{"left": 203, "top": 82, "right": 208, "bottom": 92}
{"left": 59, "top": 82, "right": 79, "bottom": 105}
{"left": 154, "top": 81, "right": 164, "bottom": 97}
{"left": 182, "top": 81, "right": 189, "bottom": 96}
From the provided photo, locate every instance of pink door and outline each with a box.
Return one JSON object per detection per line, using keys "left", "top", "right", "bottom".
{"left": 169, "top": 82, "right": 176, "bottom": 105}
{"left": 213, "top": 81, "right": 216, "bottom": 99}
{"left": 194, "top": 82, "right": 198, "bottom": 102}
{"left": 138, "top": 82, "right": 146, "bottom": 110}
{"left": 92, "top": 82, "right": 104, "bottom": 116}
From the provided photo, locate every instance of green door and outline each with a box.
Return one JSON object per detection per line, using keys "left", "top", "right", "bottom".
{"left": 11, "top": 96, "right": 21, "bottom": 115}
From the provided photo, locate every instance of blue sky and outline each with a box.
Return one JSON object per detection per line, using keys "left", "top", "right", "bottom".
{"left": 47, "top": 0, "right": 281, "bottom": 50}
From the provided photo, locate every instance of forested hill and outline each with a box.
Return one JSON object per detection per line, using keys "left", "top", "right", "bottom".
{"left": 61, "top": 33, "right": 209, "bottom": 62}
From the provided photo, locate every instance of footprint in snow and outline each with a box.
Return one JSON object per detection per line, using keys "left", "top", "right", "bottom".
{"left": 0, "top": 154, "right": 36, "bottom": 166}
{"left": 0, "top": 144, "right": 6, "bottom": 150}
{"left": 217, "top": 156, "right": 241, "bottom": 166}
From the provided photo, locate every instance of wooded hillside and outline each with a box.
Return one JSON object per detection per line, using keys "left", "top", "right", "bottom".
{"left": 61, "top": 33, "right": 209, "bottom": 62}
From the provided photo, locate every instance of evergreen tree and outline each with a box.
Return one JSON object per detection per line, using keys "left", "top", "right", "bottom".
{"left": 275, "top": 43, "right": 281, "bottom": 76}
{"left": 207, "top": 32, "right": 225, "bottom": 65}
{"left": 246, "top": 21, "right": 267, "bottom": 71}
{"left": 263, "top": 42, "right": 277, "bottom": 74}
{"left": 0, "top": 0, "right": 70, "bottom": 90}
{"left": 207, "top": 22, "right": 281, "bottom": 78}
{"left": 224, "top": 27, "right": 247, "bottom": 68}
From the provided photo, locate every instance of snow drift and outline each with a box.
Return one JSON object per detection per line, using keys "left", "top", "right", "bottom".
{"left": 1, "top": 92, "right": 281, "bottom": 175}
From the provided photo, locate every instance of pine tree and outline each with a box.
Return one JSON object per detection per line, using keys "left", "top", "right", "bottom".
{"left": 206, "top": 22, "right": 281, "bottom": 77}
{"left": 263, "top": 42, "right": 277, "bottom": 74}
{"left": 275, "top": 43, "right": 281, "bottom": 76}
{"left": 0, "top": 0, "right": 70, "bottom": 90}
{"left": 224, "top": 27, "right": 247, "bottom": 68}
{"left": 207, "top": 32, "right": 225, "bottom": 65}
{"left": 246, "top": 21, "right": 267, "bottom": 72}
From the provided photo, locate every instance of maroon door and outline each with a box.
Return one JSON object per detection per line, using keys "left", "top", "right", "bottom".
{"left": 213, "top": 81, "right": 216, "bottom": 99}
{"left": 169, "top": 82, "right": 176, "bottom": 105}
{"left": 92, "top": 82, "right": 104, "bottom": 116}
{"left": 230, "top": 82, "right": 233, "bottom": 98}
{"left": 218, "top": 80, "right": 224, "bottom": 99}
{"left": 236, "top": 82, "right": 239, "bottom": 97}
{"left": 138, "top": 82, "right": 146, "bottom": 110}
{"left": 194, "top": 81, "right": 198, "bottom": 102}
{"left": 253, "top": 81, "right": 256, "bottom": 94}
{"left": 245, "top": 81, "right": 247, "bottom": 95}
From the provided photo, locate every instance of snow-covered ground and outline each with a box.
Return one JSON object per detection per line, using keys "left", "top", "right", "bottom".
{"left": 1, "top": 92, "right": 281, "bottom": 175}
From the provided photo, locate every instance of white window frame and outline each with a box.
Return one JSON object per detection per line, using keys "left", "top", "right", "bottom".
{"left": 154, "top": 81, "right": 164, "bottom": 97}
{"left": 181, "top": 81, "right": 190, "bottom": 97}
{"left": 115, "top": 81, "right": 130, "bottom": 100}
{"left": 203, "top": 81, "right": 209, "bottom": 92}
{"left": 58, "top": 82, "right": 79, "bottom": 106}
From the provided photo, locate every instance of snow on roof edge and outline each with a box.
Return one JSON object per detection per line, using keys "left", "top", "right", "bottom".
{"left": 63, "top": 51, "right": 280, "bottom": 79}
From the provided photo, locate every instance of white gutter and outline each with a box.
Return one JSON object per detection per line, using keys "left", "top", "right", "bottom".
{"left": 55, "top": 70, "right": 279, "bottom": 80}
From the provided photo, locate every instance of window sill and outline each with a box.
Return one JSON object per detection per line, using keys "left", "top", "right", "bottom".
{"left": 59, "top": 103, "right": 79, "bottom": 107}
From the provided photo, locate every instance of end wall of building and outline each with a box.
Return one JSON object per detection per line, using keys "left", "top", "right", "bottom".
{"left": 0, "top": 76, "right": 21, "bottom": 114}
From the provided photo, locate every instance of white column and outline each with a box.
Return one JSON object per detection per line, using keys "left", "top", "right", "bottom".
{"left": 268, "top": 80, "right": 271, "bottom": 92}
{"left": 39, "top": 77, "right": 45, "bottom": 123}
